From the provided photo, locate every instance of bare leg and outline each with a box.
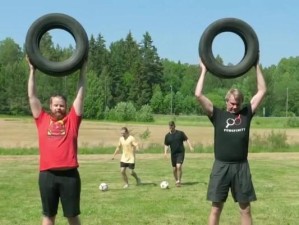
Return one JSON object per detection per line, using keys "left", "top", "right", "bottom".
{"left": 176, "top": 163, "right": 182, "bottom": 183}
{"left": 172, "top": 167, "right": 178, "bottom": 181}
{"left": 42, "top": 216, "right": 55, "bottom": 225}
{"left": 120, "top": 167, "right": 128, "bottom": 187}
{"left": 239, "top": 202, "right": 252, "bottom": 225}
{"left": 67, "top": 216, "right": 81, "bottom": 225}
{"left": 208, "top": 202, "right": 224, "bottom": 225}
{"left": 130, "top": 169, "right": 141, "bottom": 185}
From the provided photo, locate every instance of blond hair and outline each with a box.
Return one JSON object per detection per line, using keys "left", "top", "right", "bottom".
{"left": 225, "top": 88, "right": 244, "bottom": 103}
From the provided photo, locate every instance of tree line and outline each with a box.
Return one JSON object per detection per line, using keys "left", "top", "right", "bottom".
{"left": 0, "top": 31, "right": 298, "bottom": 120}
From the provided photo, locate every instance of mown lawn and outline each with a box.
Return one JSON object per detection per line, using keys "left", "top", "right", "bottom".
{"left": 0, "top": 153, "right": 299, "bottom": 225}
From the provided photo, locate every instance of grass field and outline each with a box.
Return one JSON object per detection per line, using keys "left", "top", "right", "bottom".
{"left": 1, "top": 116, "right": 299, "bottom": 224}
{"left": 1, "top": 153, "right": 299, "bottom": 225}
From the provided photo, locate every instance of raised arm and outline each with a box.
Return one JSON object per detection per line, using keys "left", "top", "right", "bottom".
{"left": 250, "top": 63, "right": 267, "bottom": 113}
{"left": 73, "top": 59, "right": 87, "bottom": 116}
{"left": 27, "top": 56, "right": 42, "bottom": 118}
{"left": 195, "top": 61, "right": 213, "bottom": 117}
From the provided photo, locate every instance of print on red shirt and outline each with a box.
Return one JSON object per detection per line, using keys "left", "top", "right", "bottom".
{"left": 47, "top": 120, "right": 66, "bottom": 136}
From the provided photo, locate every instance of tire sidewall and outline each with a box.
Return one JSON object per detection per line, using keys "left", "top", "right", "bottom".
{"left": 25, "top": 13, "right": 89, "bottom": 76}
{"left": 199, "top": 18, "right": 259, "bottom": 78}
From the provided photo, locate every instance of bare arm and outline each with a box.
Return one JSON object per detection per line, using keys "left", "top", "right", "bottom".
{"left": 195, "top": 61, "right": 213, "bottom": 117}
{"left": 133, "top": 137, "right": 140, "bottom": 151}
{"left": 186, "top": 139, "right": 194, "bottom": 152}
{"left": 164, "top": 145, "right": 169, "bottom": 158}
{"left": 112, "top": 147, "right": 120, "bottom": 160}
{"left": 250, "top": 64, "right": 267, "bottom": 113}
{"left": 134, "top": 145, "right": 140, "bottom": 151}
{"left": 73, "top": 60, "right": 87, "bottom": 116}
{"left": 27, "top": 56, "right": 42, "bottom": 118}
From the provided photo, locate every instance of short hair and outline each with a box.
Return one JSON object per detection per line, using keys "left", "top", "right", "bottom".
{"left": 169, "top": 121, "right": 175, "bottom": 126}
{"left": 121, "top": 127, "right": 129, "bottom": 133}
{"left": 50, "top": 95, "right": 67, "bottom": 104}
{"left": 225, "top": 88, "right": 244, "bottom": 103}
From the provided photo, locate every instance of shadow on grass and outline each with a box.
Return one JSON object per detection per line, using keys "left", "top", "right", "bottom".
{"left": 182, "top": 181, "right": 207, "bottom": 185}
{"left": 106, "top": 182, "right": 158, "bottom": 191}
{"left": 138, "top": 182, "right": 158, "bottom": 186}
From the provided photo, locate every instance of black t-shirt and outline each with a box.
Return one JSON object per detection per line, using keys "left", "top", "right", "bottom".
{"left": 164, "top": 130, "right": 188, "bottom": 154}
{"left": 209, "top": 104, "right": 253, "bottom": 162}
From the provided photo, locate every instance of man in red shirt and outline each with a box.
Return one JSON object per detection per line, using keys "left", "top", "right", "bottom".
{"left": 27, "top": 56, "right": 87, "bottom": 225}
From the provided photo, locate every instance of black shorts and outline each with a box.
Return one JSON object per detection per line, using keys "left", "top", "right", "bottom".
{"left": 207, "top": 160, "right": 257, "bottom": 203}
{"left": 39, "top": 169, "right": 81, "bottom": 217}
{"left": 120, "top": 162, "right": 135, "bottom": 169}
{"left": 171, "top": 152, "right": 185, "bottom": 167}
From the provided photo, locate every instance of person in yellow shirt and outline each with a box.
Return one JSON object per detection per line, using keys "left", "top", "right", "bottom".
{"left": 112, "top": 127, "right": 142, "bottom": 188}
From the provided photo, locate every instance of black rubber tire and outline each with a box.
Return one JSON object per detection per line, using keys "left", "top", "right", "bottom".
{"left": 25, "top": 13, "right": 89, "bottom": 76}
{"left": 199, "top": 18, "right": 259, "bottom": 78}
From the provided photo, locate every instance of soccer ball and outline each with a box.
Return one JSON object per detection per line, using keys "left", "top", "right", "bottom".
{"left": 160, "top": 180, "right": 169, "bottom": 189}
{"left": 99, "top": 183, "right": 109, "bottom": 191}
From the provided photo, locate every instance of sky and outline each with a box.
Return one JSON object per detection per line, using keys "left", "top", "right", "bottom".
{"left": 1, "top": 0, "right": 299, "bottom": 67}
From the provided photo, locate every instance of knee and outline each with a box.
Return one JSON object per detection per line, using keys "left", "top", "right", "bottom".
{"left": 211, "top": 206, "right": 222, "bottom": 216}
{"left": 239, "top": 203, "right": 251, "bottom": 216}
{"left": 43, "top": 216, "right": 55, "bottom": 225}
{"left": 211, "top": 202, "right": 223, "bottom": 216}
{"left": 67, "top": 216, "right": 81, "bottom": 225}
{"left": 176, "top": 164, "right": 182, "bottom": 169}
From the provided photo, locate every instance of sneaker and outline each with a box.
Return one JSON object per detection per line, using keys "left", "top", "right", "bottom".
{"left": 136, "top": 178, "right": 142, "bottom": 185}
{"left": 175, "top": 180, "right": 181, "bottom": 187}
{"left": 123, "top": 184, "right": 129, "bottom": 189}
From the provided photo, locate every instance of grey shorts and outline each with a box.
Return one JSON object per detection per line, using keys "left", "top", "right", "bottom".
{"left": 207, "top": 160, "right": 257, "bottom": 203}
{"left": 39, "top": 169, "right": 81, "bottom": 217}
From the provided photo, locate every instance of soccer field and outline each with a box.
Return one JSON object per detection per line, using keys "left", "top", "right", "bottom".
{"left": 0, "top": 153, "right": 299, "bottom": 225}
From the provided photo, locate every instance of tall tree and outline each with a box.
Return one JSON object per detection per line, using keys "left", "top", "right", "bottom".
{"left": 136, "top": 32, "right": 164, "bottom": 107}
{"left": 0, "top": 38, "right": 22, "bottom": 67}
{"left": 0, "top": 39, "right": 24, "bottom": 114}
{"left": 123, "top": 32, "right": 142, "bottom": 102}
{"left": 109, "top": 39, "right": 127, "bottom": 105}
{"left": 150, "top": 85, "right": 164, "bottom": 113}
{"left": 88, "top": 34, "right": 109, "bottom": 75}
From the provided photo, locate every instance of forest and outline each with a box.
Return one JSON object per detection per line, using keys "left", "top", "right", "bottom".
{"left": 0, "top": 31, "right": 298, "bottom": 120}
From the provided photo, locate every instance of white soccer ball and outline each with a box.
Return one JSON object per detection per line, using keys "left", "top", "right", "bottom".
{"left": 99, "top": 183, "right": 109, "bottom": 191}
{"left": 160, "top": 180, "right": 169, "bottom": 189}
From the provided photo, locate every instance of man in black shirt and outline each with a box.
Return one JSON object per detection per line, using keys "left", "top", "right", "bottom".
{"left": 195, "top": 60, "right": 266, "bottom": 225}
{"left": 164, "top": 121, "right": 194, "bottom": 187}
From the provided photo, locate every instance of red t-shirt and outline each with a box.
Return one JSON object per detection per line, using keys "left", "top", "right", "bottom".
{"left": 35, "top": 107, "right": 82, "bottom": 171}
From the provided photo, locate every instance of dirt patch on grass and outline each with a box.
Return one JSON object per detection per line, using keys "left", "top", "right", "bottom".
{"left": 0, "top": 117, "right": 298, "bottom": 149}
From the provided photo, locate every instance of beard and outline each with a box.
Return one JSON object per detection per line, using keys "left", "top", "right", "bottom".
{"left": 50, "top": 111, "right": 66, "bottom": 121}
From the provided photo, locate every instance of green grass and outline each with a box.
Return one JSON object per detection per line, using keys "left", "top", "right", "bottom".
{"left": 1, "top": 153, "right": 299, "bottom": 225}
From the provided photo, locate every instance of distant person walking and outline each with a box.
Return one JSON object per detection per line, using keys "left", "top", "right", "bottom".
{"left": 112, "top": 127, "right": 142, "bottom": 188}
{"left": 164, "top": 121, "right": 194, "bottom": 187}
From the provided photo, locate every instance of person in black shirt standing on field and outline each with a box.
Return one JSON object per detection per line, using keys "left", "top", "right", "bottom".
{"left": 164, "top": 121, "right": 194, "bottom": 187}
{"left": 195, "top": 60, "right": 266, "bottom": 225}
